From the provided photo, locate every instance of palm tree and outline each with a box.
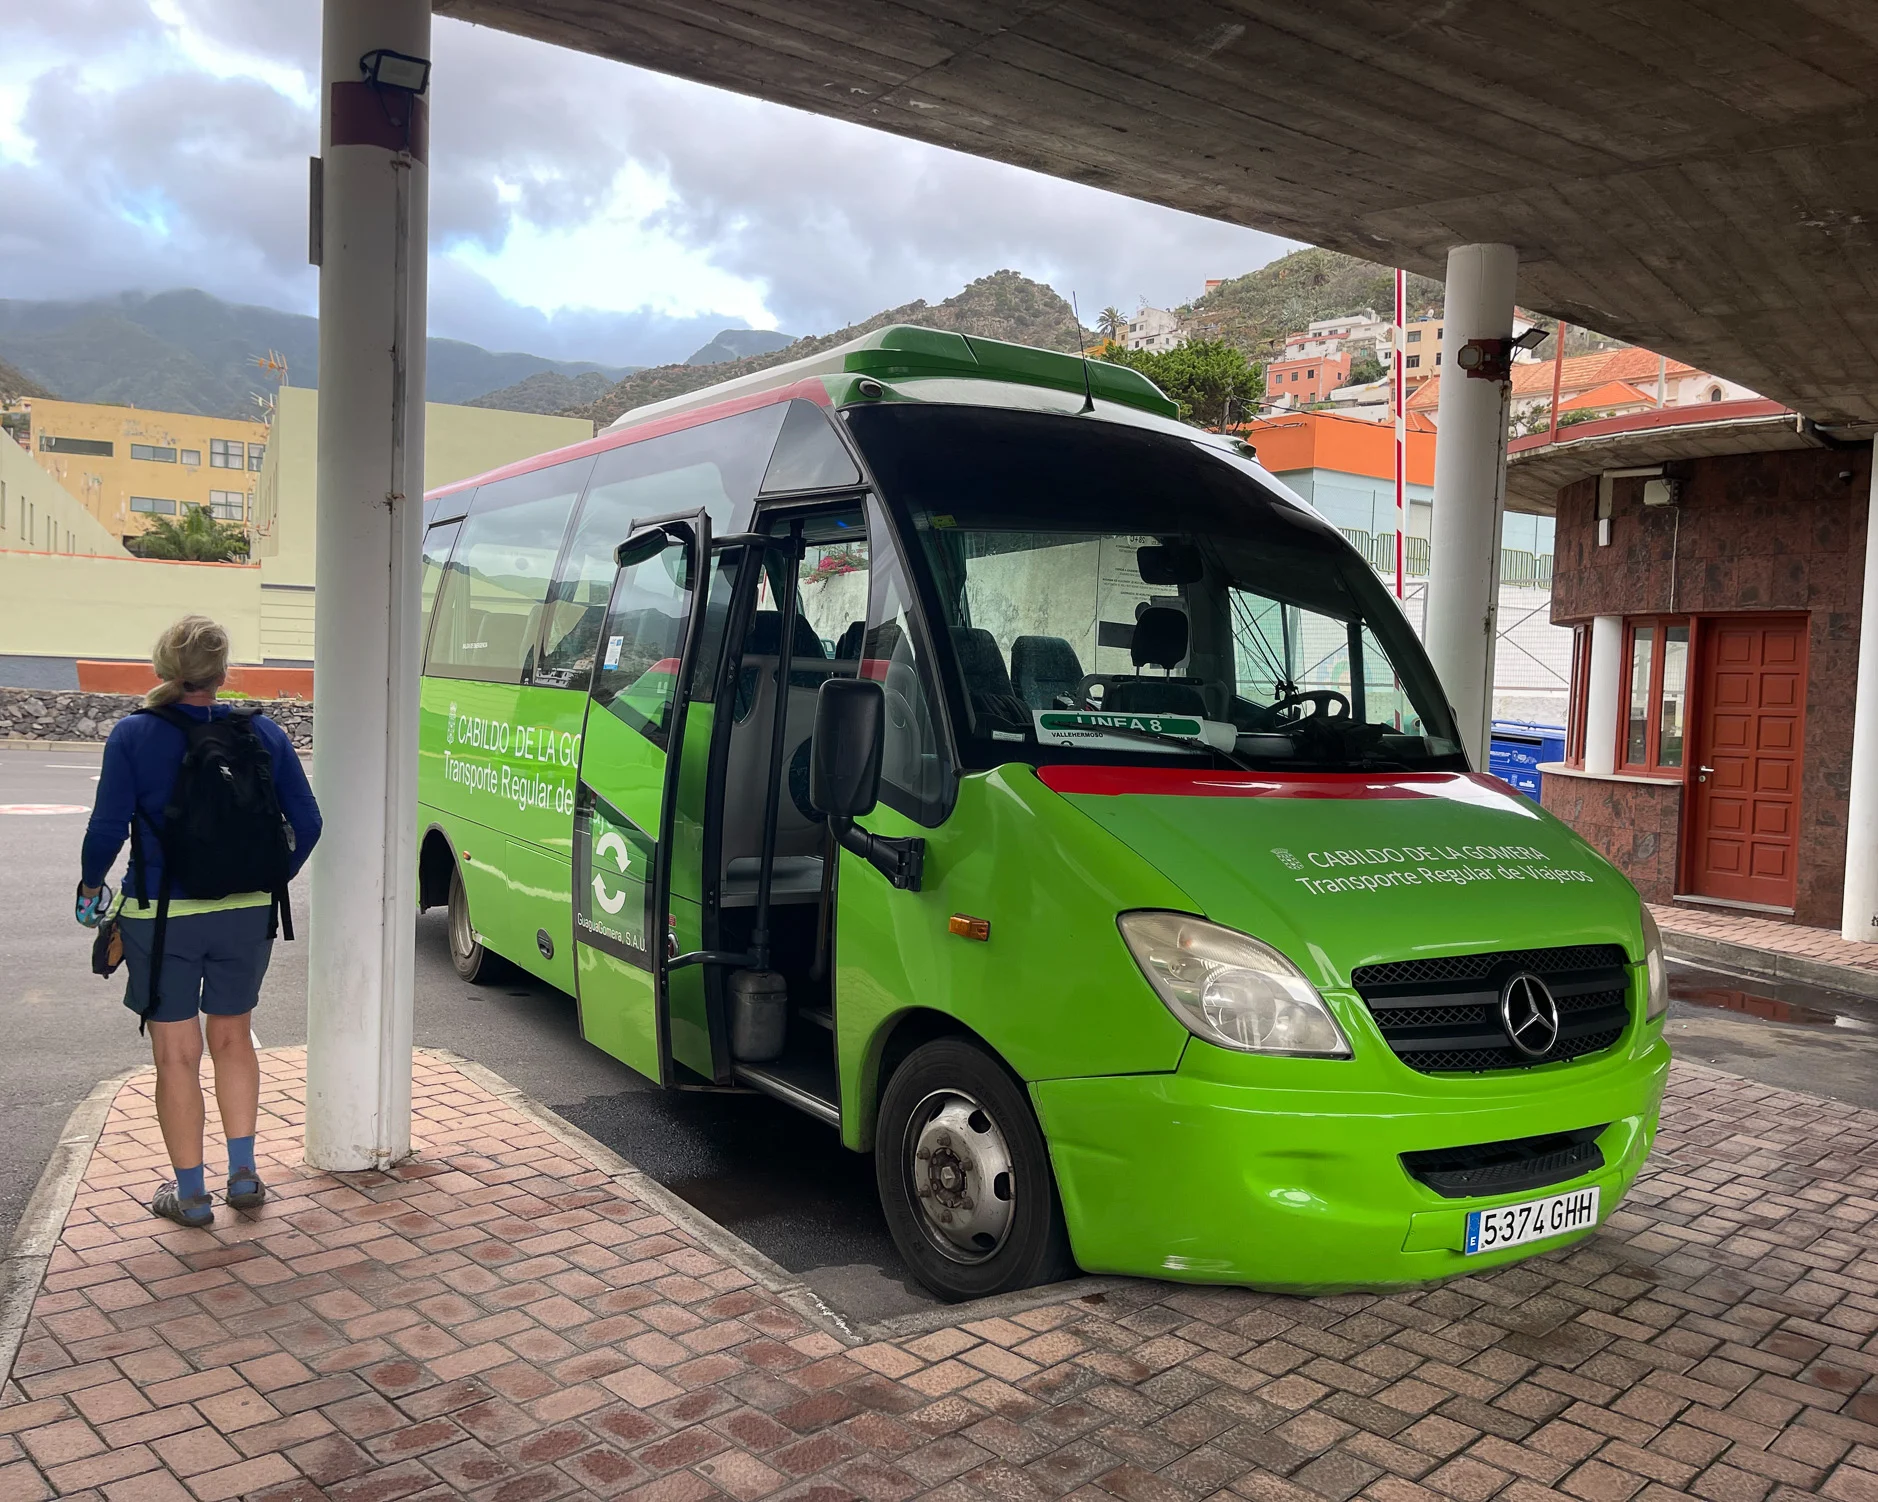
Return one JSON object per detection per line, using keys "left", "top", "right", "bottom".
{"left": 1097, "top": 305, "right": 1126, "bottom": 343}
{"left": 128, "top": 506, "right": 250, "bottom": 563}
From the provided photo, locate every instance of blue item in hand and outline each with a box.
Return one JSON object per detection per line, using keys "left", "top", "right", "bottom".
{"left": 75, "top": 882, "right": 114, "bottom": 928}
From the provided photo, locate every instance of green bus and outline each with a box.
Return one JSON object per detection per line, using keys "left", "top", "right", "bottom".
{"left": 416, "top": 327, "right": 1669, "bottom": 1301}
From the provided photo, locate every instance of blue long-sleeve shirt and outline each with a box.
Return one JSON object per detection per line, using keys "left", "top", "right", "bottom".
{"left": 81, "top": 704, "right": 322, "bottom": 898}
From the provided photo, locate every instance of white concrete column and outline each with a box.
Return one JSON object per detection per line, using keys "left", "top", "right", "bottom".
{"left": 1841, "top": 443, "right": 1878, "bottom": 942}
{"left": 1426, "top": 243, "right": 1517, "bottom": 763}
{"left": 305, "top": 0, "right": 429, "bottom": 1169}
{"left": 1583, "top": 615, "right": 1624, "bottom": 778}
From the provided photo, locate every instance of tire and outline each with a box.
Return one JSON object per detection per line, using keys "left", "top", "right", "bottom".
{"left": 875, "top": 1037, "right": 1075, "bottom": 1302}
{"left": 448, "top": 864, "right": 504, "bottom": 984}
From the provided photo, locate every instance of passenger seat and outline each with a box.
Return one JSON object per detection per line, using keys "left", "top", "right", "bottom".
{"left": 1011, "top": 635, "right": 1084, "bottom": 710}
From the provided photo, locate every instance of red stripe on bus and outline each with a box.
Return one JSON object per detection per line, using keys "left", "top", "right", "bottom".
{"left": 1035, "top": 766, "right": 1477, "bottom": 799}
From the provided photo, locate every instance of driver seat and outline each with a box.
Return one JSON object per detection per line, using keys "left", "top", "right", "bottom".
{"left": 1105, "top": 606, "right": 1209, "bottom": 716}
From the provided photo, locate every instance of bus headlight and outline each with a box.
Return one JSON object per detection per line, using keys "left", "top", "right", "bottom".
{"left": 1119, "top": 912, "right": 1351, "bottom": 1057}
{"left": 1640, "top": 906, "right": 1669, "bottom": 1022}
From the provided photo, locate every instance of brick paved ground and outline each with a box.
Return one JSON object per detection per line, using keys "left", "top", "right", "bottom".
{"left": 1651, "top": 904, "right": 1878, "bottom": 985}
{"left": 2, "top": 1048, "right": 1875, "bottom": 1502}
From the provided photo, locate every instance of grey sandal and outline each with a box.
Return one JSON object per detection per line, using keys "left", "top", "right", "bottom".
{"left": 225, "top": 1167, "right": 266, "bottom": 1211}
{"left": 151, "top": 1183, "right": 214, "bottom": 1229}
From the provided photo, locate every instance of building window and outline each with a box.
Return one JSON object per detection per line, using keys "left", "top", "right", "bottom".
{"left": 1565, "top": 625, "right": 1591, "bottom": 767}
{"left": 1405, "top": 354, "right": 1421, "bottom": 370}
{"left": 130, "top": 444, "right": 177, "bottom": 463}
{"left": 39, "top": 435, "right": 114, "bottom": 458}
{"left": 1434, "top": 353, "right": 1442, "bottom": 366}
{"left": 180, "top": 448, "right": 201, "bottom": 465}
{"left": 208, "top": 490, "right": 246, "bottom": 521}
{"left": 1707, "top": 387, "right": 1723, "bottom": 402}
{"left": 1406, "top": 330, "right": 1421, "bottom": 344}
{"left": 1618, "top": 617, "right": 1691, "bottom": 774}
{"left": 130, "top": 496, "right": 178, "bottom": 515}
{"left": 248, "top": 443, "right": 266, "bottom": 470}
{"left": 210, "top": 438, "right": 245, "bottom": 468}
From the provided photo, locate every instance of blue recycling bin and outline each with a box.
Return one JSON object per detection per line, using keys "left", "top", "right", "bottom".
{"left": 1489, "top": 719, "right": 1565, "bottom": 801}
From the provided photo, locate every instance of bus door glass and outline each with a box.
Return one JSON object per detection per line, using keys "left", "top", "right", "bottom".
{"left": 572, "top": 513, "right": 713, "bottom": 1084}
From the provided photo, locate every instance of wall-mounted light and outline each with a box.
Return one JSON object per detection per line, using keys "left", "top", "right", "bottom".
{"left": 359, "top": 48, "right": 430, "bottom": 94}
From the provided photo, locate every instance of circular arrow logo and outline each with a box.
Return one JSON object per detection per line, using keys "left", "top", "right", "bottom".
{"left": 592, "top": 830, "right": 631, "bottom": 914}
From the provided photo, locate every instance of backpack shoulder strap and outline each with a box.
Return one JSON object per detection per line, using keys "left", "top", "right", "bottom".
{"left": 138, "top": 704, "right": 199, "bottom": 738}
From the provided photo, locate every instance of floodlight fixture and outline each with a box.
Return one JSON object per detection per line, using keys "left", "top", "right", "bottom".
{"left": 360, "top": 48, "right": 430, "bottom": 94}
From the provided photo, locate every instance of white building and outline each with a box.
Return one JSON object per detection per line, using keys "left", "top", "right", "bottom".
{"left": 1283, "top": 311, "right": 1392, "bottom": 364}
{"left": 1124, "top": 304, "right": 1188, "bottom": 351}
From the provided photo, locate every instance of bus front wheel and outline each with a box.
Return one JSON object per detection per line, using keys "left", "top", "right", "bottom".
{"left": 876, "top": 1038, "right": 1074, "bottom": 1302}
{"left": 447, "top": 865, "right": 503, "bottom": 984}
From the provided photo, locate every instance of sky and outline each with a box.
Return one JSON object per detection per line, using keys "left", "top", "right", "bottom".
{"left": 0, "top": 0, "right": 1296, "bottom": 368}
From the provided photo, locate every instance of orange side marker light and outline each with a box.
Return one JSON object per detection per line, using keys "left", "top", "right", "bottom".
{"left": 948, "top": 914, "right": 991, "bottom": 942}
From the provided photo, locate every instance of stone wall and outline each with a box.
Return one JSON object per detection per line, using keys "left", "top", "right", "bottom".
{"left": 1550, "top": 445, "right": 1869, "bottom": 928}
{"left": 0, "top": 687, "right": 313, "bottom": 748}
{"left": 1541, "top": 773, "right": 1683, "bottom": 904}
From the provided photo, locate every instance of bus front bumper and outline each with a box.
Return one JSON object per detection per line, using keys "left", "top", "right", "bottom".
{"left": 1031, "top": 1036, "right": 1669, "bottom": 1293}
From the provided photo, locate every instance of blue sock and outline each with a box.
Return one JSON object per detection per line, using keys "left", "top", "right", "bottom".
{"left": 176, "top": 1164, "right": 206, "bottom": 1202}
{"left": 227, "top": 1136, "right": 256, "bottom": 1177}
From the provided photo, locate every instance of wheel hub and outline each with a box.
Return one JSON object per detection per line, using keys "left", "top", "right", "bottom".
{"left": 908, "top": 1092, "right": 1015, "bottom": 1263}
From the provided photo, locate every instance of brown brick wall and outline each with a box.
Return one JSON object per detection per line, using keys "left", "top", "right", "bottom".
{"left": 1541, "top": 773, "right": 1682, "bottom": 903}
{"left": 1548, "top": 446, "right": 1870, "bottom": 927}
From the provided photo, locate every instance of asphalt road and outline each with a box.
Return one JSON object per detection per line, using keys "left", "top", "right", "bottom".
{"left": 6, "top": 741, "right": 1877, "bottom": 1324}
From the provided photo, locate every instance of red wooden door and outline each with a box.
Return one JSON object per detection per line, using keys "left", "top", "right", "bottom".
{"left": 1687, "top": 616, "right": 1807, "bottom": 909}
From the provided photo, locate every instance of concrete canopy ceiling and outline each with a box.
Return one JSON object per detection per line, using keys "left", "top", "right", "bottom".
{"left": 433, "top": 1, "right": 1878, "bottom": 429}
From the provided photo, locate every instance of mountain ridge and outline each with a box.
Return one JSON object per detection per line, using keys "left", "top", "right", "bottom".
{"left": 0, "top": 289, "right": 633, "bottom": 419}
{"left": 569, "top": 270, "right": 1089, "bottom": 427}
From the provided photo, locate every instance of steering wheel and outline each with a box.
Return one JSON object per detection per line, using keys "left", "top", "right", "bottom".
{"left": 1271, "top": 689, "right": 1352, "bottom": 722}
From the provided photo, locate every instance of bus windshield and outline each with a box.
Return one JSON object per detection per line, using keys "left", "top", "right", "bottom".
{"left": 844, "top": 403, "right": 1465, "bottom": 773}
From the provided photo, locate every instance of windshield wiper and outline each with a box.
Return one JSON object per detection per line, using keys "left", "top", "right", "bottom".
{"left": 1083, "top": 723, "right": 1260, "bottom": 772}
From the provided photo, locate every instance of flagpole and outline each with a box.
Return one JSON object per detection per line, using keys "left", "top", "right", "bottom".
{"left": 1394, "top": 267, "right": 1406, "bottom": 600}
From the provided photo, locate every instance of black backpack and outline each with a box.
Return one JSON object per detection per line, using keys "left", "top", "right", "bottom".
{"left": 129, "top": 704, "right": 296, "bottom": 1030}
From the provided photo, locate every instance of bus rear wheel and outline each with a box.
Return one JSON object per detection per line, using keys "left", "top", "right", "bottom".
{"left": 875, "top": 1037, "right": 1074, "bottom": 1302}
{"left": 447, "top": 865, "right": 503, "bottom": 983}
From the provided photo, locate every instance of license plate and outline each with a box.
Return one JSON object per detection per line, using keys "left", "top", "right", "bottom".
{"left": 1464, "top": 1186, "right": 1600, "bottom": 1255}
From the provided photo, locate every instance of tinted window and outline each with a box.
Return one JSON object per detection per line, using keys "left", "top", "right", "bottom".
{"left": 592, "top": 532, "right": 697, "bottom": 749}
{"left": 847, "top": 404, "right": 1463, "bottom": 774}
{"left": 864, "top": 495, "right": 952, "bottom": 824}
{"left": 537, "top": 405, "right": 788, "bottom": 688}
{"left": 761, "top": 400, "right": 860, "bottom": 493}
{"left": 426, "top": 459, "right": 592, "bottom": 683}
{"left": 418, "top": 521, "right": 460, "bottom": 668}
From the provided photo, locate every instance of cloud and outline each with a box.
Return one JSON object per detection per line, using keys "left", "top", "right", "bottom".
{"left": 0, "top": 0, "right": 1296, "bottom": 367}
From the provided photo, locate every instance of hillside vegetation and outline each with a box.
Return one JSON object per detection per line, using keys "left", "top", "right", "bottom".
{"left": 1188, "top": 249, "right": 1445, "bottom": 360}
{"left": 0, "top": 355, "right": 53, "bottom": 402}
{"left": 570, "top": 271, "right": 1089, "bottom": 427}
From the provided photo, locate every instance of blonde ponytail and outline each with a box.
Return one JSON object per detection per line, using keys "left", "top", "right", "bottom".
{"left": 147, "top": 615, "right": 230, "bottom": 708}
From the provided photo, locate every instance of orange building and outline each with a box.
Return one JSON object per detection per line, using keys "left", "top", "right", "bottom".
{"left": 1264, "top": 351, "right": 1350, "bottom": 407}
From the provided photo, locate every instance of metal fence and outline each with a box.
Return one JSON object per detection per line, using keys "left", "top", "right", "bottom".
{"left": 1336, "top": 529, "right": 1547, "bottom": 587}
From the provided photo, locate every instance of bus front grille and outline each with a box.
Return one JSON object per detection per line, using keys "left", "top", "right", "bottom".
{"left": 1350, "top": 944, "right": 1632, "bottom": 1074}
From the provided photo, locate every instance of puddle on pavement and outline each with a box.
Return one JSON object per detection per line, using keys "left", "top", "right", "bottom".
{"left": 1669, "top": 975, "right": 1878, "bottom": 1033}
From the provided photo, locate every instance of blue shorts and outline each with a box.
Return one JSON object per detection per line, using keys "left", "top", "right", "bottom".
{"left": 119, "top": 906, "right": 275, "bottom": 1024}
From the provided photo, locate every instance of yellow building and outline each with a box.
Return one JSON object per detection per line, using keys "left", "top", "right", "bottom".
{"left": 1402, "top": 316, "right": 1444, "bottom": 387}
{"left": 10, "top": 398, "right": 271, "bottom": 542}
{"left": 0, "top": 389, "right": 590, "bottom": 685}
{"left": 2, "top": 428, "right": 127, "bottom": 558}
{"left": 250, "top": 386, "right": 591, "bottom": 662}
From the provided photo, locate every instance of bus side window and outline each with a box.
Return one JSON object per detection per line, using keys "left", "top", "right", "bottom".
{"left": 863, "top": 499, "right": 952, "bottom": 824}
{"left": 417, "top": 520, "right": 461, "bottom": 669}
{"left": 539, "top": 405, "right": 790, "bottom": 690}
{"left": 427, "top": 459, "right": 593, "bottom": 684}
{"left": 591, "top": 537, "right": 697, "bottom": 749}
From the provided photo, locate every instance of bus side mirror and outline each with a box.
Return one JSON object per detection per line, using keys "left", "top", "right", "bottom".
{"left": 810, "top": 677, "right": 885, "bottom": 819}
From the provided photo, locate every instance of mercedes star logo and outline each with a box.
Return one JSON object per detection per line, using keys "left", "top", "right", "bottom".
{"left": 1500, "top": 972, "right": 1561, "bottom": 1058}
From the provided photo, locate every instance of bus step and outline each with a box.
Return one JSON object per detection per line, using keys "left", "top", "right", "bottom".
{"left": 801, "top": 1006, "right": 835, "bottom": 1031}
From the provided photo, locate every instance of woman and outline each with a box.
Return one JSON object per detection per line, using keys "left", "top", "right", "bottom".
{"left": 77, "top": 617, "right": 321, "bottom": 1228}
